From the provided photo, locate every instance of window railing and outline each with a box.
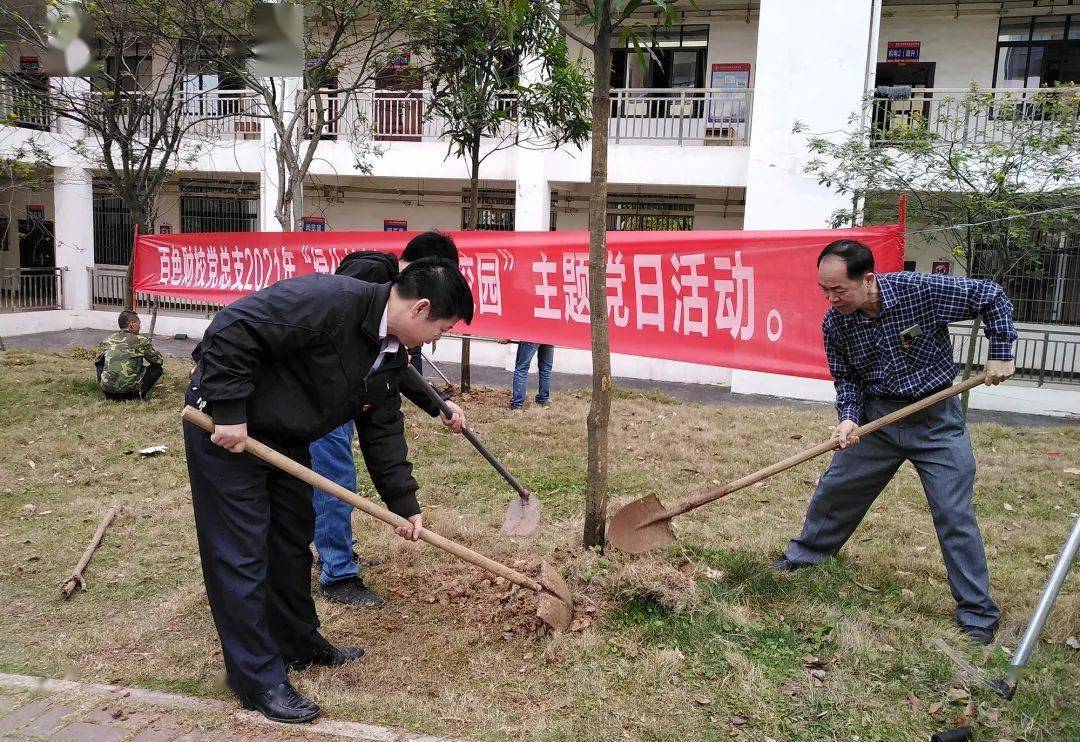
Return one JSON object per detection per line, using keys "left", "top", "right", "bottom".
{"left": 88, "top": 265, "right": 222, "bottom": 318}
{"left": 610, "top": 88, "right": 753, "bottom": 145}
{"left": 869, "top": 86, "right": 1079, "bottom": 145}
{"left": 0, "top": 79, "right": 53, "bottom": 131}
{"left": 0, "top": 267, "right": 65, "bottom": 312}
{"left": 950, "top": 324, "right": 1080, "bottom": 386}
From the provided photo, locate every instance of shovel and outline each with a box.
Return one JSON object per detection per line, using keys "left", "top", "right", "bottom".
{"left": 181, "top": 406, "right": 572, "bottom": 631}
{"left": 403, "top": 364, "right": 541, "bottom": 538}
{"left": 608, "top": 374, "right": 988, "bottom": 554}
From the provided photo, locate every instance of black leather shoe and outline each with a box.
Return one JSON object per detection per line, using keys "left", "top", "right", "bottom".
{"left": 319, "top": 577, "right": 386, "bottom": 607}
{"left": 770, "top": 555, "right": 810, "bottom": 573}
{"left": 963, "top": 624, "right": 997, "bottom": 646}
{"left": 287, "top": 644, "right": 366, "bottom": 672}
{"left": 238, "top": 681, "right": 319, "bottom": 723}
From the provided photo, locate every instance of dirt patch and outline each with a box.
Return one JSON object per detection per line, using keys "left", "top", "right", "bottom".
{"left": 450, "top": 386, "right": 514, "bottom": 409}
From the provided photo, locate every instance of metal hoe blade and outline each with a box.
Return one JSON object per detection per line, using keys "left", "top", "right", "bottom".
{"left": 607, "top": 494, "right": 677, "bottom": 555}
{"left": 535, "top": 562, "right": 572, "bottom": 632}
{"left": 501, "top": 495, "right": 542, "bottom": 538}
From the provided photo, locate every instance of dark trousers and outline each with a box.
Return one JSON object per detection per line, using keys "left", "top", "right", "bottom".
{"left": 96, "top": 363, "right": 163, "bottom": 400}
{"left": 784, "top": 396, "right": 999, "bottom": 629}
{"left": 183, "top": 419, "right": 332, "bottom": 694}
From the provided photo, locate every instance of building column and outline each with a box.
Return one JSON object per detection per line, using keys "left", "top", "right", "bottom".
{"left": 743, "top": 0, "right": 881, "bottom": 230}
{"left": 735, "top": 0, "right": 881, "bottom": 400}
{"left": 53, "top": 166, "right": 94, "bottom": 311}
{"left": 515, "top": 148, "right": 550, "bottom": 231}
{"left": 514, "top": 52, "right": 551, "bottom": 231}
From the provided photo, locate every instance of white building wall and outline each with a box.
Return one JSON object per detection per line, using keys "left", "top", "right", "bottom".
{"left": 877, "top": 14, "right": 999, "bottom": 88}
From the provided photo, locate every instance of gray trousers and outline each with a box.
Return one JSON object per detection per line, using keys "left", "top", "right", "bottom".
{"left": 785, "top": 396, "right": 999, "bottom": 629}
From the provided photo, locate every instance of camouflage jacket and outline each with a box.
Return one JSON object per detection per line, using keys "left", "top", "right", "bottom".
{"left": 94, "top": 331, "right": 164, "bottom": 395}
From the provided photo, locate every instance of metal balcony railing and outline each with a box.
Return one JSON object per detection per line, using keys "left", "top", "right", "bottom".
{"left": 0, "top": 267, "right": 64, "bottom": 311}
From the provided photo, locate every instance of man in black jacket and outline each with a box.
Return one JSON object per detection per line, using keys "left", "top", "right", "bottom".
{"left": 312, "top": 231, "right": 466, "bottom": 607}
{"left": 183, "top": 259, "right": 474, "bottom": 723}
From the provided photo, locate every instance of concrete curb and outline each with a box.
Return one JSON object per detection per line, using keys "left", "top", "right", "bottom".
{"left": 0, "top": 673, "right": 458, "bottom": 741}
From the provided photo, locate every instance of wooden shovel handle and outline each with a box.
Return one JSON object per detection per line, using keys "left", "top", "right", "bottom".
{"left": 403, "top": 364, "right": 533, "bottom": 503}
{"left": 652, "top": 374, "right": 988, "bottom": 523}
{"left": 181, "top": 406, "right": 543, "bottom": 593}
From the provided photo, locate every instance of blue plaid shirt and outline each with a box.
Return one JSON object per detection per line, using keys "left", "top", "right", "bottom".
{"left": 823, "top": 272, "right": 1017, "bottom": 423}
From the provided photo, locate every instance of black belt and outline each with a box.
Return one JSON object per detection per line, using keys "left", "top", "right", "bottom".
{"left": 867, "top": 385, "right": 952, "bottom": 404}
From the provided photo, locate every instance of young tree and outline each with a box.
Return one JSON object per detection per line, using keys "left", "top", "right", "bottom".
{"left": 402, "top": 0, "right": 590, "bottom": 390}
{"left": 0, "top": 0, "right": 235, "bottom": 298}
{"left": 549, "top": 0, "right": 691, "bottom": 549}
{"left": 195, "top": 1, "right": 408, "bottom": 231}
{"left": 802, "top": 86, "right": 1080, "bottom": 408}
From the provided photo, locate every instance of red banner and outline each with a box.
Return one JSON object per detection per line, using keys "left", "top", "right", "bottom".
{"left": 133, "top": 227, "right": 904, "bottom": 380}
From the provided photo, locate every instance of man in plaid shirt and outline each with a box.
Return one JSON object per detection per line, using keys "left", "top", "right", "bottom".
{"left": 773, "top": 240, "right": 1016, "bottom": 646}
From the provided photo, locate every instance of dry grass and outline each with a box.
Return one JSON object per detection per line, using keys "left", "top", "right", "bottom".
{"left": 1, "top": 347, "right": 1078, "bottom": 741}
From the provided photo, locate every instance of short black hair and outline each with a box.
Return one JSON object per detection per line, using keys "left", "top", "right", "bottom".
{"left": 395, "top": 258, "right": 474, "bottom": 324}
{"left": 118, "top": 309, "right": 139, "bottom": 329}
{"left": 817, "top": 240, "right": 875, "bottom": 279}
{"left": 401, "top": 231, "right": 459, "bottom": 265}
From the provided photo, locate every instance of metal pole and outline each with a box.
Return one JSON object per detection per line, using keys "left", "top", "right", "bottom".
{"left": 421, "top": 351, "right": 453, "bottom": 387}
{"left": 992, "top": 514, "right": 1080, "bottom": 700}
{"left": 1038, "top": 331, "right": 1050, "bottom": 387}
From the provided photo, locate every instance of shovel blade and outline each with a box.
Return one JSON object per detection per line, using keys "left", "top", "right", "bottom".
{"left": 607, "top": 494, "right": 676, "bottom": 554}
{"left": 500, "top": 495, "right": 541, "bottom": 538}
{"left": 535, "top": 562, "right": 572, "bottom": 632}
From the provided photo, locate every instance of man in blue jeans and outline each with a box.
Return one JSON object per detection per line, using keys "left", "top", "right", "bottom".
{"left": 509, "top": 342, "right": 554, "bottom": 410}
{"left": 311, "top": 232, "right": 465, "bottom": 607}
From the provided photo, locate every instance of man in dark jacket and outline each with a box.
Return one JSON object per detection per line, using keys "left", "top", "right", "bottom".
{"left": 312, "top": 231, "right": 465, "bottom": 606}
{"left": 183, "top": 259, "right": 474, "bottom": 723}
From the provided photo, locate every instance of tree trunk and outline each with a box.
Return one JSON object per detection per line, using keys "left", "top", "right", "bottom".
{"left": 461, "top": 139, "right": 482, "bottom": 393}
{"left": 289, "top": 178, "right": 304, "bottom": 231}
{"left": 582, "top": 6, "right": 613, "bottom": 551}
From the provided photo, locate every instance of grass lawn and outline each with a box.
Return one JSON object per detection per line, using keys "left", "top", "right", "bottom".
{"left": 1, "top": 347, "right": 1077, "bottom": 741}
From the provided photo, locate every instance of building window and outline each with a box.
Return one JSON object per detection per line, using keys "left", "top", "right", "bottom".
{"left": 460, "top": 188, "right": 558, "bottom": 230}
{"left": 610, "top": 25, "right": 709, "bottom": 90}
{"left": 92, "top": 183, "right": 133, "bottom": 266}
{"left": 180, "top": 181, "right": 258, "bottom": 233}
{"left": 972, "top": 233, "right": 1080, "bottom": 325}
{"left": 994, "top": 14, "right": 1080, "bottom": 88}
{"left": 607, "top": 193, "right": 695, "bottom": 231}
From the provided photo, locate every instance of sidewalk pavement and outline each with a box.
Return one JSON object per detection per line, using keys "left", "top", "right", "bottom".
{"left": 0, "top": 673, "right": 449, "bottom": 742}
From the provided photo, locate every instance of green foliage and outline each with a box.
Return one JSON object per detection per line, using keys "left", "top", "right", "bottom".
{"left": 398, "top": 0, "right": 591, "bottom": 167}
{"left": 800, "top": 86, "right": 1080, "bottom": 278}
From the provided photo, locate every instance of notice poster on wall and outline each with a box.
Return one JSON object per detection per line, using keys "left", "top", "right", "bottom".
{"left": 886, "top": 41, "right": 921, "bottom": 63}
{"left": 932, "top": 260, "right": 951, "bottom": 275}
{"left": 26, "top": 204, "right": 45, "bottom": 222}
{"left": 302, "top": 217, "right": 327, "bottom": 232}
{"left": 708, "top": 63, "right": 750, "bottom": 124}
{"left": 159, "top": 223, "right": 172, "bottom": 234}
{"left": 384, "top": 219, "right": 408, "bottom": 232}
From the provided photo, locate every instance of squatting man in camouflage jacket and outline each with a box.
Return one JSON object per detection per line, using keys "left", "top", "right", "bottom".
{"left": 94, "top": 310, "right": 164, "bottom": 400}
